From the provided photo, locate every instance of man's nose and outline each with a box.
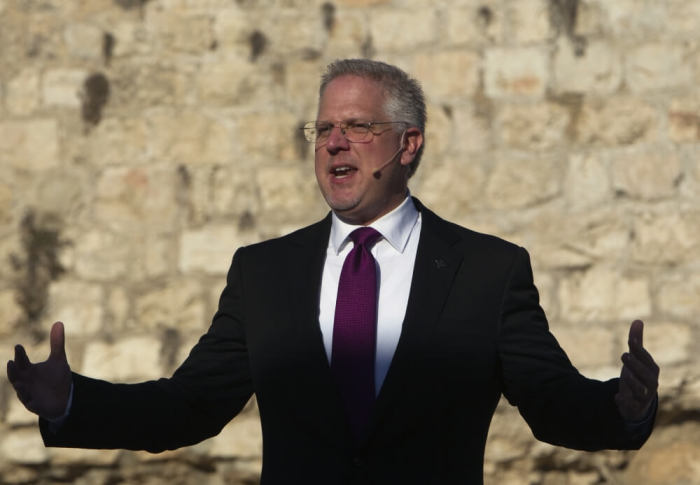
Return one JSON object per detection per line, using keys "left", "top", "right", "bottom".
{"left": 325, "top": 124, "right": 350, "bottom": 153}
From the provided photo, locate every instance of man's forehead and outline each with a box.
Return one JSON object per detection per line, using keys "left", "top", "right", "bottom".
{"left": 317, "top": 75, "right": 386, "bottom": 118}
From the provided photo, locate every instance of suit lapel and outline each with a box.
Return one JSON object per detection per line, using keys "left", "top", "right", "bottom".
{"left": 368, "top": 200, "right": 465, "bottom": 439}
{"left": 282, "top": 214, "right": 353, "bottom": 444}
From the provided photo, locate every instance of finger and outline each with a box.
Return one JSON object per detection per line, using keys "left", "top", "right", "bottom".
{"left": 622, "top": 352, "right": 659, "bottom": 389}
{"left": 628, "top": 319, "right": 644, "bottom": 350}
{"left": 7, "top": 359, "right": 18, "bottom": 384}
{"left": 49, "top": 321, "right": 66, "bottom": 362}
{"left": 13, "top": 345, "right": 31, "bottom": 369}
{"left": 620, "top": 365, "right": 654, "bottom": 403}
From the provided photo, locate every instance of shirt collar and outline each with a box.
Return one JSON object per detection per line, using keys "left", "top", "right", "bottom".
{"left": 329, "top": 195, "right": 419, "bottom": 255}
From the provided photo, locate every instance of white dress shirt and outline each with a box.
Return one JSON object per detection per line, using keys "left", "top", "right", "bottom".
{"left": 318, "top": 195, "right": 422, "bottom": 395}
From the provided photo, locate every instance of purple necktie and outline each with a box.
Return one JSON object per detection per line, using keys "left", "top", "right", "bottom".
{"left": 331, "top": 227, "right": 382, "bottom": 441}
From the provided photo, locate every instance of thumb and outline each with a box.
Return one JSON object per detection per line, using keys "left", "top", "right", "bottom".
{"left": 628, "top": 319, "right": 644, "bottom": 351}
{"left": 48, "top": 321, "right": 66, "bottom": 362}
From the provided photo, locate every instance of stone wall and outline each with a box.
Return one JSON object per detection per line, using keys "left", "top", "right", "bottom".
{"left": 1, "top": 0, "right": 698, "bottom": 484}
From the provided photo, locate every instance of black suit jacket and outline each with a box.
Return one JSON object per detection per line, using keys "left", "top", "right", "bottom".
{"left": 41, "top": 200, "right": 652, "bottom": 484}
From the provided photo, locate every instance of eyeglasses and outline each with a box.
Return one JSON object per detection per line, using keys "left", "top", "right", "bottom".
{"left": 302, "top": 120, "right": 408, "bottom": 144}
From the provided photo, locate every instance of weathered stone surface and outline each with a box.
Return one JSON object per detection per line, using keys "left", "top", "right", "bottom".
{"left": 418, "top": 158, "right": 486, "bottom": 217}
{"left": 444, "top": 3, "right": 503, "bottom": 46}
{"left": 484, "top": 46, "right": 549, "bottom": 98}
{"left": 559, "top": 267, "right": 651, "bottom": 322}
{"left": 574, "top": 96, "right": 658, "bottom": 146}
{"left": 631, "top": 211, "right": 700, "bottom": 264}
{"left": 507, "top": 0, "right": 552, "bottom": 43}
{"left": 72, "top": 230, "right": 131, "bottom": 281}
{"left": 5, "top": 398, "right": 36, "bottom": 426}
{"left": 6, "top": 68, "right": 40, "bottom": 115}
{"left": 0, "top": 120, "right": 59, "bottom": 171}
{"left": 256, "top": 165, "right": 322, "bottom": 214}
{"left": 47, "top": 279, "right": 104, "bottom": 336}
{"left": 369, "top": 9, "right": 436, "bottom": 52}
{"left": 0, "top": 429, "right": 49, "bottom": 464}
{"left": 553, "top": 326, "right": 616, "bottom": 369}
{"left": 204, "top": 414, "right": 263, "bottom": 458}
{"left": 64, "top": 23, "right": 103, "bottom": 60}
{"left": 564, "top": 152, "right": 612, "bottom": 211}
{"left": 553, "top": 39, "right": 623, "bottom": 94}
{"left": 0, "top": 289, "right": 22, "bottom": 336}
{"left": 626, "top": 43, "right": 693, "bottom": 92}
{"left": 134, "top": 279, "right": 207, "bottom": 331}
{"left": 658, "top": 273, "right": 700, "bottom": 320}
{"left": 42, "top": 69, "right": 88, "bottom": 107}
{"left": 645, "top": 322, "right": 692, "bottom": 366}
{"left": 450, "top": 102, "right": 492, "bottom": 155}
{"left": 611, "top": 148, "right": 681, "bottom": 200}
{"left": 82, "top": 335, "right": 162, "bottom": 381}
{"left": 413, "top": 50, "right": 480, "bottom": 98}
{"left": 496, "top": 101, "right": 570, "bottom": 150}
{"left": 179, "top": 226, "right": 254, "bottom": 275}
{"left": 485, "top": 154, "right": 563, "bottom": 209}
{"left": 668, "top": 93, "right": 700, "bottom": 143}
{"left": 49, "top": 447, "right": 121, "bottom": 466}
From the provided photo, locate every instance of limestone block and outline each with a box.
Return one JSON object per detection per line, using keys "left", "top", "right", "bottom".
{"left": 658, "top": 273, "right": 700, "bottom": 320}
{"left": 621, "top": 422, "right": 700, "bottom": 485}
{"left": 496, "top": 101, "right": 570, "bottom": 150}
{"left": 369, "top": 9, "right": 436, "bottom": 52}
{"left": 336, "top": 0, "right": 391, "bottom": 5}
{"left": 484, "top": 46, "right": 548, "bottom": 98}
{"left": 666, "top": 0, "right": 700, "bottom": 36}
{"left": 574, "top": 96, "right": 658, "bottom": 146}
{"left": 0, "top": 120, "right": 59, "bottom": 171}
{"left": 0, "top": 289, "right": 22, "bottom": 336}
{"left": 626, "top": 43, "right": 693, "bottom": 92}
{"left": 235, "top": 110, "right": 300, "bottom": 163}
{"left": 94, "top": 166, "right": 179, "bottom": 231}
{"left": 283, "top": 58, "right": 325, "bottom": 115}
{"left": 72, "top": 230, "right": 131, "bottom": 281}
{"left": 107, "top": 287, "right": 130, "bottom": 330}
{"left": 632, "top": 211, "right": 700, "bottom": 264}
{"left": 644, "top": 322, "right": 691, "bottom": 366}
{"left": 256, "top": 10, "right": 324, "bottom": 56}
{"left": 325, "top": 10, "right": 368, "bottom": 58}
{"left": 0, "top": 180, "right": 13, "bottom": 225}
{"left": 448, "top": 104, "right": 494, "bottom": 157}
{"left": 5, "top": 397, "right": 36, "bottom": 426}
{"left": 31, "top": 167, "right": 87, "bottom": 218}
{"left": 553, "top": 326, "right": 616, "bottom": 368}
{"left": 212, "top": 7, "right": 252, "bottom": 53}
{"left": 64, "top": 23, "right": 103, "bottom": 60}
{"left": 89, "top": 117, "right": 150, "bottom": 166}
{"left": 256, "top": 165, "right": 320, "bottom": 213}
{"left": 179, "top": 225, "right": 256, "bottom": 275}
{"left": 507, "top": 0, "right": 552, "bottom": 44}
{"left": 135, "top": 279, "right": 207, "bottom": 332}
{"left": 485, "top": 154, "right": 563, "bottom": 209}
{"left": 49, "top": 447, "right": 120, "bottom": 466}
{"left": 205, "top": 414, "right": 262, "bottom": 458}
{"left": 668, "top": 94, "right": 700, "bottom": 143}
{"left": 564, "top": 152, "right": 612, "bottom": 211}
{"left": 7, "top": 68, "right": 40, "bottom": 115}
{"left": 553, "top": 39, "right": 623, "bottom": 94}
{"left": 197, "top": 58, "right": 260, "bottom": 106}
{"left": 82, "top": 335, "right": 163, "bottom": 381}
{"left": 558, "top": 267, "right": 651, "bottom": 322}
{"left": 0, "top": 428, "right": 49, "bottom": 464}
{"left": 42, "top": 69, "right": 88, "bottom": 107}
{"left": 444, "top": 3, "right": 503, "bottom": 46}
{"left": 111, "top": 21, "right": 151, "bottom": 57}
{"left": 148, "top": 11, "right": 214, "bottom": 54}
{"left": 212, "top": 166, "right": 261, "bottom": 218}
{"left": 611, "top": 148, "right": 681, "bottom": 200}
{"left": 420, "top": 103, "right": 451, "bottom": 162}
{"left": 148, "top": 110, "right": 237, "bottom": 166}
{"left": 596, "top": 0, "right": 668, "bottom": 39}
{"left": 418, "top": 158, "right": 486, "bottom": 218}
{"left": 47, "top": 279, "right": 104, "bottom": 337}
{"left": 413, "top": 50, "right": 480, "bottom": 98}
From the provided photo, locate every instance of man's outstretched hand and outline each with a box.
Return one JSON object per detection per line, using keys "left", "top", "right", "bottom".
{"left": 7, "top": 321, "right": 72, "bottom": 420}
{"left": 615, "top": 320, "right": 660, "bottom": 422}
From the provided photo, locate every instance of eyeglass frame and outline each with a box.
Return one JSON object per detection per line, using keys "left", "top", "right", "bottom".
{"left": 301, "top": 120, "right": 410, "bottom": 144}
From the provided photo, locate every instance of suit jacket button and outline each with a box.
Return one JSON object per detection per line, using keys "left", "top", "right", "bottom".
{"left": 352, "top": 456, "right": 364, "bottom": 468}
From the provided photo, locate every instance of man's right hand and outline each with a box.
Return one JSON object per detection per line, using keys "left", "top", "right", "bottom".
{"left": 6, "top": 321, "right": 73, "bottom": 420}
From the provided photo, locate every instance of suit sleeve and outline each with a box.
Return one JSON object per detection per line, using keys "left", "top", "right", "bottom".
{"left": 41, "top": 248, "right": 255, "bottom": 452}
{"left": 498, "top": 247, "right": 654, "bottom": 451}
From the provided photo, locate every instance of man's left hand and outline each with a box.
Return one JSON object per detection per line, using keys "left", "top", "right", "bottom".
{"left": 615, "top": 320, "right": 660, "bottom": 421}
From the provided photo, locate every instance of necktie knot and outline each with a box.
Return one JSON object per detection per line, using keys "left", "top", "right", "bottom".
{"left": 349, "top": 227, "right": 382, "bottom": 249}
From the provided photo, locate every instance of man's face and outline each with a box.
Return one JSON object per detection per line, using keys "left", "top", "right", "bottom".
{"left": 314, "top": 75, "right": 420, "bottom": 226}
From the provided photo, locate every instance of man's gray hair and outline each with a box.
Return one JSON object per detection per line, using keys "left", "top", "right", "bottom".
{"left": 319, "top": 59, "right": 427, "bottom": 178}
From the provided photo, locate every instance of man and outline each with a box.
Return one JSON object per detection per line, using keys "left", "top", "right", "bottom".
{"left": 7, "top": 59, "right": 659, "bottom": 484}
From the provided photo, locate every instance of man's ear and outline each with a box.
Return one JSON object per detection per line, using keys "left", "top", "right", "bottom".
{"left": 399, "top": 127, "right": 423, "bottom": 167}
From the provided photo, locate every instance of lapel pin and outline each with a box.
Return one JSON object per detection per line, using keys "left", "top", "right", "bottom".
{"left": 434, "top": 258, "right": 447, "bottom": 269}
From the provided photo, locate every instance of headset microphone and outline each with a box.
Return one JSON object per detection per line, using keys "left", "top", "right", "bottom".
{"left": 372, "top": 131, "right": 407, "bottom": 179}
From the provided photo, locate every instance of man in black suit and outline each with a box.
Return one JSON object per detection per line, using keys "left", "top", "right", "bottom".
{"left": 7, "top": 59, "right": 659, "bottom": 484}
